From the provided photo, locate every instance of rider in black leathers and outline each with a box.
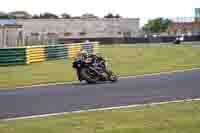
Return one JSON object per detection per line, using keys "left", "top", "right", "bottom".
{"left": 73, "top": 50, "right": 105, "bottom": 81}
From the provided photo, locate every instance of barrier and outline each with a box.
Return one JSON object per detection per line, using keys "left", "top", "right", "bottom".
{"left": 67, "top": 44, "right": 82, "bottom": 58}
{"left": 45, "top": 45, "right": 68, "bottom": 60}
{"left": 58, "top": 35, "right": 200, "bottom": 44}
{"left": 92, "top": 43, "right": 99, "bottom": 54}
{"left": 26, "top": 47, "right": 45, "bottom": 64}
{"left": 0, "top": 48, "right": 26, "bottom": 65}
{"left": 0, "top": 42, "right": 100, "bottom": 66}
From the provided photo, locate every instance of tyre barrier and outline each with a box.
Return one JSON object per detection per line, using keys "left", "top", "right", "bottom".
{"left": 0, "top": 42, "right": 99, "bottom": 66}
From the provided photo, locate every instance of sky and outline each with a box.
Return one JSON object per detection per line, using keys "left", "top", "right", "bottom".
{"left": 1, "top": 0, "right": 200, "bottom": 25}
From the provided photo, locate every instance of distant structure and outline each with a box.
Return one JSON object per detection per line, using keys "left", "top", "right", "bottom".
{"left": 167, "top": 8, "right": 200, "bottom": 35}
{"left": 0, "top": 19, "right": 22, "bottom": 47}
{"left": 167, "top": 21, "right": 200, "bottom": 35}
{"left": 16, "top": 18, "right": 140, "bottom": 38}
{"left": 195, "top": 8, "right": 200, "bottom": 22}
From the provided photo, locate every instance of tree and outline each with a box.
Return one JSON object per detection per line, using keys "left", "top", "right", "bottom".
{"left": 9, "top": 11, "right": 31, "bottom": 19}
{"left": 39, "top": 12, "right": 59, "bottom": 19}
{"left": 0, "top": 12, "right": 16, "bottom": 19}
{"left": 104, "top": 13, "right": 122, "bottom": 18}
{"left": 81, "top": 13, "right": 98, "bottom": 19}
{"left": 61, "top": 13, "right": 71, "bottom": 19}
{"left": 142, "top": 17, "right": 172, "bottom": 33}
{"left": 104, "top": 13, "right": 114, "bottom": 18}
{"left": 71, "top": 16, "right": 81, "bottom": 19}
{"left": 115, "top": 14, "right": 121, "bottom": 18}
{"left": 32, "top": 14, "right": 40, "bottom": 19}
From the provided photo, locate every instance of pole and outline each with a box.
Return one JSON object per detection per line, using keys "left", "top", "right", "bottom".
{"left": 0, "top": 26, "right": 2, "bottom": 48}
{"left": 2, "top": 25, "right": 5, "bottom": 47}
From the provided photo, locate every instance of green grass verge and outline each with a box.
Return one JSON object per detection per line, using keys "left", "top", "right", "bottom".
{"left": 1, "top": 100, "right": 200, "bottom": 133}
{"left": 1, "top": 43, "right": 200, "bottom": 89}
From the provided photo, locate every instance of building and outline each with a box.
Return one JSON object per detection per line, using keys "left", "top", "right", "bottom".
{"left": 16, "top": 18, "right": 140, "bottom": 38}
{"left": 167, "top": 8, "right": 200, "bottom": 35}
{"left": 0, "top": 19, "right": 22, "bottom": 47}
{"left": 167, "top": 21, "right": 200, "bottom": 35}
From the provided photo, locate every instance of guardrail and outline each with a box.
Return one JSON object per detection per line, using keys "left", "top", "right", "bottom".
{"left": 0, "top": 42, "right": 99, "bottom": 66}
{"left": 58, "top": 35, "right": 200, "bottom": 44}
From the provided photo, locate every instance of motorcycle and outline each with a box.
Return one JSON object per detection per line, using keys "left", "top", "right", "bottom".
{"left": 72, "top": 56, "right": 118, "bottom": 84}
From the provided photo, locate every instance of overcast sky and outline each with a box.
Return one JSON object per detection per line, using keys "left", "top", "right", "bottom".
{"left": 1, "top": 0, "right": 199, "bottom": 25}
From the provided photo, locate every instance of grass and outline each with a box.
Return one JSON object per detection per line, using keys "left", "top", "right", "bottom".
{"left": 1, "top": 43, "right": 200, "bottom": 88}
{"left": 0, "top": 100, "right": 200, "bottom": 133}
{"left": 101, "top": 44, "right": 200, "bottom": 75}
{"left": 0, "top": 59, "right": 76, "bottom": 88}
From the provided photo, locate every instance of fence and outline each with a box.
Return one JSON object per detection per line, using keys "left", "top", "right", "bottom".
{"left": 0, "top": 41, "right": 99, "bottom": 66}
{"left": 58, "top": 35, "right": 200, "bottom": 44}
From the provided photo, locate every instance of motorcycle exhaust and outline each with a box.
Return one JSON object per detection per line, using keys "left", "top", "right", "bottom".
{"left": 89, "top": 66, "right": 108, "bottom": 79}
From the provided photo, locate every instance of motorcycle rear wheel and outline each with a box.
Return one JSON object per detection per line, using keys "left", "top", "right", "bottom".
{"left": 80, "top": 68, "right": 99, "bottom": 84}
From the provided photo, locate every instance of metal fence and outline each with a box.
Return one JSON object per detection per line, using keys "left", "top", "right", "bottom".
{"left": 23, "top": 33, "right": 59, "bottom": 46}
{"left": 58, "top": 35, "right": 200, "bottom": 44}
{"left": 0, "top": 30, "right": 60, "bottom": 48}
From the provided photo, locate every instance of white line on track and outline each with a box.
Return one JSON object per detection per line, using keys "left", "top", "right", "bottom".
{"left": 3, "top": 98, "right": 200, "bottom": 121}
{"left": 119, "top": 67, "right": 200, "bottom": 79}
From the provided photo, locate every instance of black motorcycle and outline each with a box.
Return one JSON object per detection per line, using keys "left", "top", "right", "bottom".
{"left": 72, "top": 56, "right": 118, "bottom": 84}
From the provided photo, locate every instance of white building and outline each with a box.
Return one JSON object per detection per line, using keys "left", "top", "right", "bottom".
{"left": 0, "top": 19, "right": 22, "bottom": 47}
{"left": 16, "top": 18, "right": 140, "bottom": 38}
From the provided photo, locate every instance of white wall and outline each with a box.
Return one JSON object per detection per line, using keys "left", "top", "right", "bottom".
{"left": 17, "top": 18, "right": 140, "bottom": 38}
{"left": 0, "top": 27, "right": 19, "bottom": 47}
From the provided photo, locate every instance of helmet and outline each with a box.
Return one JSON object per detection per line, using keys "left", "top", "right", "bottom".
{"left": 79, "top": 50, "right": 88, "bottom": 58}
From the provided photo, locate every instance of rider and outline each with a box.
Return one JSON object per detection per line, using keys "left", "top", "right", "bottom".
{"left": 73, "top": 49, "right": 105, "bottom": 81}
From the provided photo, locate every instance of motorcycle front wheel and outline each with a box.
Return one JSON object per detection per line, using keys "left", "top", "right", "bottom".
{"left": 105, "top": 70, "right": 118, "bottom": 82}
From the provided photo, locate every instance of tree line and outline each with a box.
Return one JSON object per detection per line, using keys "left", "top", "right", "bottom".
{"left": 143, "top": 18, "right": 172, "bottom": 34}
{"left": 0, "top": 11, "right": 173, "bottom": 33}
{"left": 0, "top": 11, "right": 122, "bottom": 19}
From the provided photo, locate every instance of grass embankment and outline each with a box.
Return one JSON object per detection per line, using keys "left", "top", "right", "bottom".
{"left": 1, "top": 43, "right": 200, "bottom": 88}
{"left": 0, "top": 100, "right": 200, "bottom": 133}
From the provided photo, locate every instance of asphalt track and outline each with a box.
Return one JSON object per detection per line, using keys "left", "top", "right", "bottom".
{"left": 0, "top": 69, "right": 200, "bottom": 119}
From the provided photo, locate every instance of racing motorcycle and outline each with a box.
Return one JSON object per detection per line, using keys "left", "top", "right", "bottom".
{"left": 72, "top": 55, "right": 118, "bottom": 84}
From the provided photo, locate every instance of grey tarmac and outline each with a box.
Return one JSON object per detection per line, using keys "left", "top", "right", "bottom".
{"left": 0, "top": 69, "right": 200, "bottom": 119}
